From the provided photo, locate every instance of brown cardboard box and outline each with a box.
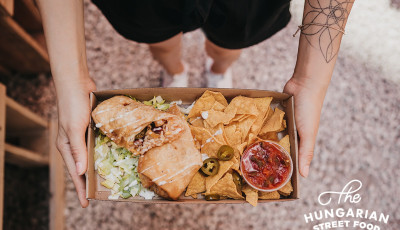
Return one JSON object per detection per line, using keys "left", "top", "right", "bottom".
{"left": 86, "top": 88, "right": 299, "bottom": 203}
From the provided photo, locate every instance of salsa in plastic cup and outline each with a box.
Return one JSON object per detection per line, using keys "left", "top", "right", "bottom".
{"left": 240, "top": 140, "right": 293, "bottom": 192}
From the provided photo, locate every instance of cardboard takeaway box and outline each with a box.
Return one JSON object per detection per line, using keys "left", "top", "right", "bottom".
{"left": 86, "top": 88, "right": 299, "bottom": 203}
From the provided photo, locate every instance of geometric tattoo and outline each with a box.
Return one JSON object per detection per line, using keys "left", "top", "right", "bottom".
{"left": 301, "top": 0, "right": 354, "bottom": 62}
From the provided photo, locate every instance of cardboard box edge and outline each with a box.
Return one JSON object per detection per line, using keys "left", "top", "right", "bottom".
{"left": 86, "top": 92, "right": 96, "bottom": 199}
{"left": 86, "top": 88, "right": 299, "bottom": 203}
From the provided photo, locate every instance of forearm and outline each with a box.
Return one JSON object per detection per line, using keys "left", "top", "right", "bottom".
{"left": 37, "top": 0, "right": 93, "bottom": 207}
{"left": 293, "top": 0, "right": 355, "bottom": 90}
{"left": 37, "top": 0, "right": 90, "bottom": 95}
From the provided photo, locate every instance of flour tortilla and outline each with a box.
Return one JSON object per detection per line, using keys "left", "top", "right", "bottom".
{"left": 137, "top": 105, "right": 202, "bottom": 200}
{"left": 92, "top": 96, "right": 184, "bottom": 155}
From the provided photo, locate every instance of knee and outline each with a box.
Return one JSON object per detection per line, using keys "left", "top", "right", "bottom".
{"left": 205, "top": 40, "right": 241, "bottom": 59}
{"left": 149, "top": 42, "right": 177, "bottom": 54}
{"left": 148, "top": 34, "right": 182, "bottom": 54}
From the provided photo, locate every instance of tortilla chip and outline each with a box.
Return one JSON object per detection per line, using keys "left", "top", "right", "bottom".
{"left": 188, "top": 95, "right": 214, "bottom": 119}
{"left": 224, "top": 124, "right": 242, "bottom": 146}
{"left": 189, "top": 116, "right": 204, "bottom": 128}
{"left": 259, "top": 107, "right": 285, "bottom": 134}
{"left": 207, "top": 90, "right": 229, "bottom": 107}
{"left": 190, "top": 126, "right": 212, "bottom": 142}
{"left": 254, "top": 97, "right": 273, "bottom": 111}
{"left": 278, "top": 181, "right": 293, "bottom": 196}
{"left": 167, "top": 104, "right": 185, "bottom": 119}
{"left": 206, "top": 123, "right": 225, "bottom": 144}
{"left": 278, "top": 135, "right": 290, "bottom": 153}
{"left": 188, "top": 91, "right": 228, "bottom": 118}
{"left": 190, "top": 126, "right": 224, "bottom": 157}
{"left": 185, "top": 172, "right": 206, "bottom": 196}
{"left": 236, "top": 142, "right": 248, "bottom": 155}
{"left": 205, "top": 110, "right": 235, "bottom": 128}
{"left": 247, "top": 133, "right": 258, "bottom": 146}
{"left": 205, "top": 160, "right": 234, "bottom": 192}
{"left": 236, "top": 116, "right": 257, "bottom": 142}
{"left": 202, "top": 119, "right": 211, "bottom": 130}
{"left": 248, "top": 134, "right": 276, "bottom": 146}
{"left": 224, "top": 96, "right": 259, "bottom": 116}
{"left": 248, "top": 97, "right": 273, "bottom": 137}
{"left": 208, "top": 173, "right": 243, "bottom": 200}
{"left": 230, "top": 155, "right": 240, "bottom": 171}
{"left": 191, "top": 194, "right": 198, "bottom": 199}
{"left": 259, "top": 132, "right": 279, "bottom": 142}
{"left": 265, "top": 105, "right": 274, "bottom": 120}
{"left": 190, "top": 131, "right": 202, "bottom": 150}
{"left": 221, "top": 125, "right": 232, "bottom": 144}
{"left": 193, "top": 139, "right": 201, "bottom": 150}
{"left": 242, "top": 185, "right": 259, "bottom": 207}
{"left": 211, "top": 101, "right": 226, "bottom": 111}
{"left": 274, "top": 119, "right": 287, "bottom": 133}
{"left": 231, "top": 114, "right": 247, "bottom": 122}
{"left": 201, "top": 138, "right": 224, "bottom": 158}
{"left": 258, "top": 191, "right": 280, "bottom": 200}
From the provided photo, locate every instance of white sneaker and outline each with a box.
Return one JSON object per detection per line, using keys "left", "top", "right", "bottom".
{"left": 161, "top": 63, "right": 188, "bottom": 87}
{"left": 205, "top": 57, "right": 233, "bottom": 88}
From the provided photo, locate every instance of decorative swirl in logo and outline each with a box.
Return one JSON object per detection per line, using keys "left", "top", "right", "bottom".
{"left": 318, "top": 179, "right": 362, "bottom": 206}
{"left": 304, "top": 179, "right": 390, "bottom": 229}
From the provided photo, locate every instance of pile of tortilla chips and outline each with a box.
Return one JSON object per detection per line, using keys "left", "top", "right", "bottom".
{"left": 185, "top": 90, "right": 293, "bottom": 206}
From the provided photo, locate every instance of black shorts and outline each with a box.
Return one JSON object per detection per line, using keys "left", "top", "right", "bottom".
{"left": 91, "top": 0, "right": 292, "bottom": 49}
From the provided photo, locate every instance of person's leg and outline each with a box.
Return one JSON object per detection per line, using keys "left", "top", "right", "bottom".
{"left": 205, "top": 39, "right": 241, "bottom": 74}
{"left": 149, "top": 33, "right": 184, "bottom": 75}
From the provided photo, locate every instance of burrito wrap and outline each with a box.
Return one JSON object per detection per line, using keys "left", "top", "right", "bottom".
{"left": 92, "top": 96, "right": 184, "bottom": 155}
{"left": 138, "top": 105, "right": 202, "bottom": 200}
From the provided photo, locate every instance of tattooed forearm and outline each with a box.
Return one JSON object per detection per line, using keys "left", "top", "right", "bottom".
{"left": 301, "top": 0, "right": 354, "bottom": 63}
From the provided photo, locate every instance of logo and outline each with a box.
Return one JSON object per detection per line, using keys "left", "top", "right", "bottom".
{"left": 303, "top": 180, "right": 390, "bottom": 230}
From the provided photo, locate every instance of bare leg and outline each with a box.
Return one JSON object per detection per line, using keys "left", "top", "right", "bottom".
{"left": 149, "top": 33, "right": 183, "bottom": 75}
{"left": 205, "top": 39, "right": 241, "bottom": 74}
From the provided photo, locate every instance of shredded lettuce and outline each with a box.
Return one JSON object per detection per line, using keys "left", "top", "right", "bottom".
{"left": 143, "top": 96, "right": 170, "bottom": 111}
{"left": 95, "top": 133, "right": 154, "bottom": 199}
{"left": 94, "top": 95, "right": 181, "bottom": 200}
{"left": 125, "top": 95, "right": 137, "bottom": 101}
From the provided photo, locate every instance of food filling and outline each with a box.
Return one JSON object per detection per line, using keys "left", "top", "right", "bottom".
{"left": 95, "top": 132, "right": 155, "bottom": 200}
{"left": 132, "top": 120, "right": 176, "bottom": 154}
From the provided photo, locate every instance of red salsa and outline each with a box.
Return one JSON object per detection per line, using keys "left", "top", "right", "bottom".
{"left": 241, "top": 141, "right": 292, "bottom": 191}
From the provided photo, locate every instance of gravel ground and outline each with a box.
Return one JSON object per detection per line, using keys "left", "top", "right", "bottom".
{"left": 1, "top": 0, "right": 399, "bottom": 229}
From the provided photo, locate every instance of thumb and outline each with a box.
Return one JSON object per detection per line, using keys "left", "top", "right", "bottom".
{"left": 69, "top": 130, "right": 88, "bottom": 175}
{"left": 298, "top": 135, "right": 315, "bottom": 178}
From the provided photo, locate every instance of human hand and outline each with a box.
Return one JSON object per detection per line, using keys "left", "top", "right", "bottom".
{"left": 283, "top": 76, "right": 328, "bottom": 178}
{"left": 55, "top": 77, "right": 96, "bottom": 207}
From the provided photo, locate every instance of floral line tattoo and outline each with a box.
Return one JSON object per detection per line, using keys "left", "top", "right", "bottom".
{"left": 301, "top": 0, "right": 354, "bottom": 63}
